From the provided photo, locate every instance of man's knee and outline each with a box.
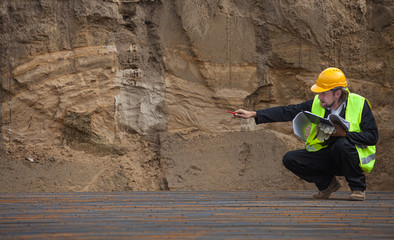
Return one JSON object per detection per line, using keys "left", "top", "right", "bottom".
{"left": 333, "top": 137, "right": 356, "bottom": 151}
{"left": 332, "top": 137, "right": 358, "bottom": 157}
{"left": 282, "top": 151, "right": 295, "bottom": 169}
{"left": 331, "top": 137, "right": 361, "bottom": 170}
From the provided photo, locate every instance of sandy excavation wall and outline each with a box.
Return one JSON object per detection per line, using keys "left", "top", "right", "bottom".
{"left": 0, "top": 0, "right": 393, "bottom": 192}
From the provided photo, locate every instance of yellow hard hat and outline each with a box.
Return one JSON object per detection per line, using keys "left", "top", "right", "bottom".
{"left": 311, "top": 67, "right": 347, "bottom": 93}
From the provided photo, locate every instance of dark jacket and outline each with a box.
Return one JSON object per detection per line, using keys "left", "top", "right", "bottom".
{"left": 254, "top": 98, "right": 379, "bottom": 147}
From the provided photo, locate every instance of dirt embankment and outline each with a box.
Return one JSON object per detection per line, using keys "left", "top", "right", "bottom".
{"left": 0, "top": 0, "right": 393, "bottom": 192}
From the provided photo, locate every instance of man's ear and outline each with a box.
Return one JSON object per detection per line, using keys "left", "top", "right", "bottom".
{"left": 334, "top": 89, "right": 342, "bottom": 98}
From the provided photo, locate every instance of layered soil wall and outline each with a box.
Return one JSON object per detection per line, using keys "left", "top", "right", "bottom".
{"left": 0, "top": 0, "right": 392, "bottom": 192}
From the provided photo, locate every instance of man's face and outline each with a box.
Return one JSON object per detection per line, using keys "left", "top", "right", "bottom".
{"left": 318, "top": 90, "right": 337, "bottom": 109}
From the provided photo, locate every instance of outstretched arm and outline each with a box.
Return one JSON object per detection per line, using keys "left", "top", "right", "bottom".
{"left": 234, "top": 100, "right": 314, "bottom": 124}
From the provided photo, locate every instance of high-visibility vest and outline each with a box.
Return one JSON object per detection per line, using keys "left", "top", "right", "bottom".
{"left": 305, "top": 93, "right": 376, "bottom": 173}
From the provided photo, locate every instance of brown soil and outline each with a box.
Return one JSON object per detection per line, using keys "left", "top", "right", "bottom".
{"left": 0, "top": 135, "right": 167, "bottom": 193}
{"left": 0, "top": 0, "right": 393, "bottom": 193}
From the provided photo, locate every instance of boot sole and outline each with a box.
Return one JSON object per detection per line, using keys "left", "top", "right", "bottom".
{"left": 348, "top": 196, "right": 365, "bottom": 201}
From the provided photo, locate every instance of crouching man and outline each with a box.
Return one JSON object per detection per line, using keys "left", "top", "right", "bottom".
{"left": 235, "top": 67, "right": 378, "bottom": 201}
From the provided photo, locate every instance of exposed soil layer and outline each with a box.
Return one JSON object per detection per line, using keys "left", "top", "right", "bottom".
{"left": 0, "top": 0, "right": 393, "bottom": 192}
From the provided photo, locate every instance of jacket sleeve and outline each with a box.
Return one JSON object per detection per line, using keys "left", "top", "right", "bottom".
{"left": 347, "top": 101, "right": 379, "bottom": 146}
{"left": 255, "top": 100, "right": 313, "bottom": 124}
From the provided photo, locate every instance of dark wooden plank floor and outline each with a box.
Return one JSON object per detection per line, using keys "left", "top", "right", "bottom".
{"left": 1, "top": 191, "right": 393, "bottom": 239}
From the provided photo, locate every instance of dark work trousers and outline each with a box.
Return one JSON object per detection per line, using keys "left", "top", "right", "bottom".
{"left": 282, "top": 137, "right": 366, "bottom": 191}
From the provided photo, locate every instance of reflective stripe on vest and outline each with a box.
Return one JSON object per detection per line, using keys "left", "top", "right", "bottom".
{"left": 361, "top": 152, "right": 375, "bottom": 165}
{"left": 305, "top": 92, "right": 376, "bottom": 173}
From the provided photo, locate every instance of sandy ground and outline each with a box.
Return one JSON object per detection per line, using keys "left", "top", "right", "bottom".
{"left": 2, "top": 128, "right": 391, "bottom": 193}
{"left": 0, "top": 136, "right": 167, "bottom": 193}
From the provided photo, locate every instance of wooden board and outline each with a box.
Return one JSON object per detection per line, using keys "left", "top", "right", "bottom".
{"left": 1, "top": 191, "right": 393, "bottom": 239}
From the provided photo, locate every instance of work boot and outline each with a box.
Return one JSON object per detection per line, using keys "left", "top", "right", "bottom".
{"left": 348, "top": 190, "right": 365, "bottom": 201}
{"left": 313, "top": 176, "right": 342, "bottom": 199}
